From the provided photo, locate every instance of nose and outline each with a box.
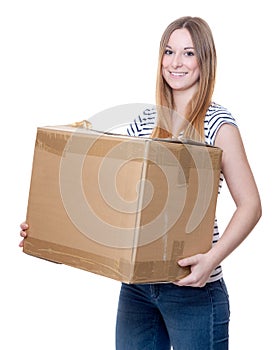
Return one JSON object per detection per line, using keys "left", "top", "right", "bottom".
{"left": 171, "top": 53, "right": 183, "bottom": 69}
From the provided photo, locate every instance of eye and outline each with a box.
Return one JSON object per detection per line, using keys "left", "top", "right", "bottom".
{"left": 164, "top": 49, "right": 173, "bottom": 55}
{"left": 184, "top": 50, "right": 195, "bottom": 57}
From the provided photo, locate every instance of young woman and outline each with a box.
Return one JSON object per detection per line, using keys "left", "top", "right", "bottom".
{"left": 20, "top": 16, "right": 261, "bottom": 350}
{"left": 115, "top": 16, "right": 261, "bottom": 350}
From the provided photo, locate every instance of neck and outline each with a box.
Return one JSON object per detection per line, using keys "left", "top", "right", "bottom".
{"left": 171, "top": 86, "right": 198, "bottom": 137}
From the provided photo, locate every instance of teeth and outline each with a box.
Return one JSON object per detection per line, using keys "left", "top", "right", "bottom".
{"left": 171, "top": 72, "right": 187, "bottom": 76}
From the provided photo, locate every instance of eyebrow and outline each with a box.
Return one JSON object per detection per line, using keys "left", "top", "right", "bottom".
{"left": 166, "top": 45, "right": 195, "bottom": 50}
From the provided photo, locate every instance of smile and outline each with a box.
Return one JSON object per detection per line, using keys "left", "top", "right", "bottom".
{"left": 170, "top": 72, "right": 188, "bottom": 77}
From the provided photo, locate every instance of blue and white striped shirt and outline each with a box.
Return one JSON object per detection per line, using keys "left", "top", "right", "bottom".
{"left": 126, "top": 102, "right": 237, "bottom": 283}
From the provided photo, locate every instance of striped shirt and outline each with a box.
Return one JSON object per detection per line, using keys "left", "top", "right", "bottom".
{"left": 126, "top": 102, "right": 237, "bottom": 283}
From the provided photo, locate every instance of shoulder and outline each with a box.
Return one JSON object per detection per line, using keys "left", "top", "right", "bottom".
{"left": 205, "top": 102, "right": 236, "bottom": 125}
{"left": 127, "top": 107, "right": 157, "bottom": 137}
{"left": 204, "top": 102, "right": 237, "bottom": 145}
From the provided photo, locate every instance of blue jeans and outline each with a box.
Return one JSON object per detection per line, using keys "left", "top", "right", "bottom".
{"left": 115, "top": 279, "right": 230, "bottom": 350}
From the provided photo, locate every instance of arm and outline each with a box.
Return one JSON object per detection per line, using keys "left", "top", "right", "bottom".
{"left": 175, "top": 124, "right": 262, "bottom": 287}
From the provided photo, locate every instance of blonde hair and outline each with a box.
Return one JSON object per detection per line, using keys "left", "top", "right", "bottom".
{"left": 152, "top": 16, "right": 217, "bottom": 141}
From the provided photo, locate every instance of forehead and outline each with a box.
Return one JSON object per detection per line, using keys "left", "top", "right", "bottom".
{"left": 167, "top": 28, "right": 194, "bottom": 48}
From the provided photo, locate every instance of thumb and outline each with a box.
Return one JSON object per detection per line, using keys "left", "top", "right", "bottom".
{"left": 177, "top": 255, "right": 197, "bottom": 267}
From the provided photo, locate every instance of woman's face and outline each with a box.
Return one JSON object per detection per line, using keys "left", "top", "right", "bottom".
{"left": 162, "top": 28, "right": 200, "bottom": 93}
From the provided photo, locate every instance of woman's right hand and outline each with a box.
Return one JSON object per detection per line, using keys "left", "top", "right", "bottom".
{"left": 19, "top": 222, "right": 28, "bottom": 248}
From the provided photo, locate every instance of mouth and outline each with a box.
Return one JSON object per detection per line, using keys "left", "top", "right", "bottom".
{"left": 170, "top": 72, "right": 188, "bottom": 77}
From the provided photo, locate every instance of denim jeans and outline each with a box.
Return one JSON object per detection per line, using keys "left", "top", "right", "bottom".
{"left": 115, "top": 279, "right": 230, "bottom": 350}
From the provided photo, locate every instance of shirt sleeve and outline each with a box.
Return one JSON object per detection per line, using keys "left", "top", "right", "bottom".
{"left": 204, "top": 104, "right": 238, "bottom": 145}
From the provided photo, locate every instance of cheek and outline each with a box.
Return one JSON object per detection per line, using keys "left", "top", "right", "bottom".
{"left": 161, "top": 56, "right": 170, "bottom": 69}
{"left": 194, "top": 68, "right": 200, "bottom": 80}
{"left": 190, "top": 59, "right": 200, "bottom": 73}
{"left": 189, "top": 61, "right": 200, "bottom": 78}
{"left": 161, "top": 62, "right": 168, "bottom": 80}
{"left": 161, "top": 66, "right": 169, "bottom": 83}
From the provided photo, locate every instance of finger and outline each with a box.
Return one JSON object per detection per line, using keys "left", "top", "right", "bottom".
{"left": 173, "top": 275, "right": 205, "bottom": 288}
{"left": 20, "top": 230, "right": 27, "bottom": 238}
{"left": 177, "top": 256, "right": 195, "bottom": 267}
{"left": 173, "top": 276, "right": 192, "bottom": 287}
{"left": 19, "top": 239, "right": 24, "bottom": 248}
{"left": 20, "top": 222, "right": 28, "bottom": 230}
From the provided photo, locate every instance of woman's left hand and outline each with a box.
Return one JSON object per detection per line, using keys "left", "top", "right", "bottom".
{"left": 173, "top": 253, "right": 215, "bottom": 288}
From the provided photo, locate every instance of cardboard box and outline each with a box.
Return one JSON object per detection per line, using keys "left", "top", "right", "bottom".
{"left": 23, "top": 125, "right": 222, "bottom": 283}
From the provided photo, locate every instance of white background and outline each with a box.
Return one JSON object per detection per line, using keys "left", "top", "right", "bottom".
{"left": 1, "top": 0, "right": 273, "bottom": 349}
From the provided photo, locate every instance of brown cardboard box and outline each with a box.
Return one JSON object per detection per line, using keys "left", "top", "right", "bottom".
{"left": 23, "top": 125, "right": 222, "bottom": 283}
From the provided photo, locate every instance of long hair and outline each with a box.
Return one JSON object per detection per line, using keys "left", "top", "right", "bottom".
{"left": 152, "top": 16, "right": 217, "bottom": 141}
